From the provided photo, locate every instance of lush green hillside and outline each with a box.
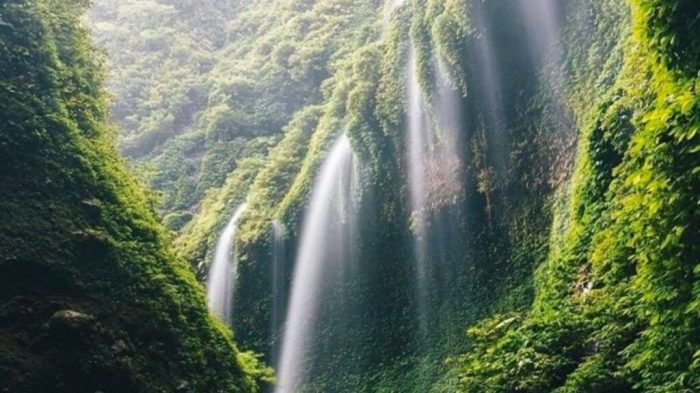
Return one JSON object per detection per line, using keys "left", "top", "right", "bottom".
{"left": 88, "top": 0, "right": 379, "bottom": 238}
{"left": 0, "top": 1, "right": 269, "bottom": 391}
{"left": 88, "top": 0, "right": 699, "bottom": 391}
{"left": 454, "top": 1, "right": 700, "bottom": 391}
{"left": 4, "top": 0, "right": 696, "bottom": 392}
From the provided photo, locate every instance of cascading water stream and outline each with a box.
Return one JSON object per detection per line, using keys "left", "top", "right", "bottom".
{"left": 516, "top": 0, "right": 567, "bottom": 109}
{"left": 515, "top": 0, "right": 573, "bottom": 184}
{"left": 383, "top": 0, "right": 406, "bottom": 28}
{"left": 405, "top": 39, "right": 464, "bottom": 340}
{"left": 471, "top": 0, "right": 507, "bottom": 173}
{"left": 275, "top": 134, "right": 359, "bottom": 393}
{"left": 206, "top": 204, "right": 247, "bottom": 324}
{"left": 406, "top": 45, "right": 430, "bottom": 336}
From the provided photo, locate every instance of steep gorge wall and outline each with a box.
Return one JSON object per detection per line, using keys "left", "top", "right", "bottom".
{"left": 227, "top": 0, "right": 635, "bottom": 390}
{"left": 455, "top": 1, "right": 700, "bottom": 391}
{"left": 87, "top": 0, "right": 698, "bottom": 392}
{"left": 0, "top": 1, "right": 268, "bottom": 391}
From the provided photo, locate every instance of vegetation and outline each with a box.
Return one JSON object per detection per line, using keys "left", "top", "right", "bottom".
{"left": 0, "top": 1, "right": 269, "bottom": 391}
{"left": 1, "top": 0, "right": 696, "bottom": 392}
{"left": 453, "top": 1, "right": 700, "bottom": 392}
{"left": 88, "top": 0, "right": 379, "bottom": 234}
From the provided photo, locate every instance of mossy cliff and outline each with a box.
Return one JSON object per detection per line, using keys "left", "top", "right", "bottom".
{"left": 454, "top": 1, "right": 700, "bottom": 392}
{"left": 0, "top": 1, "right": 269, "bottom": 391}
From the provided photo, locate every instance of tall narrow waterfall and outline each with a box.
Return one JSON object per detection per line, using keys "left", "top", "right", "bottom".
{"left": 471, "top": 0, "right": 507, "bottom": 173}
{"left": 206, "top": 204, "right": 247, "bottom": 324}
{"left": 276, "top": 134, "right": 359, "bottom": 392}
{"left": 406, "top": 48, "right": 429, "bottom": 329}
{"left": 517, "top": 0, "right": 563, "bottom": 72}
{"left": 516, "top": 0, "right": 566, "bottom": 106}
{"left": 515, "top": 0, "right": 572, "bottom": 185}
{"left": 405, "top": 41, "right": 464, "bottom": 338}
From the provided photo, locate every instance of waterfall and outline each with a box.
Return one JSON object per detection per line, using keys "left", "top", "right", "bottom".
{"left": 517, "top": 0, "right": 563, "bottom": 70}
{"left": 405, "top": 40, "right": 464, "bottom": 339}
{"left": 383, "top": 0, "right": 406, "bottom": 21}
{"left": 406, "top": 45, "right": 430, "bottom": 334}
{"left": 515, "top": 0, "right": 572, "bottom": 186}
{"left": 471, "top": 0, "right": 507, "bottom": 175}
{"left": 275, "top": 134, "right": 359, "bottom": 393}
{"left": 206, "top": 204, "right": 247, "bottom": 324}
{"left": 517, "top": 0, "right": 568, "bottom": 113}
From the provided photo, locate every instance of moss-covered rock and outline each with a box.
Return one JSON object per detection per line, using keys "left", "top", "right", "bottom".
{"left": 453, "top": 1, "right": 699, "bottom": 391}
{"left": 0, "top": 1, "right": 270, "bottom": 391}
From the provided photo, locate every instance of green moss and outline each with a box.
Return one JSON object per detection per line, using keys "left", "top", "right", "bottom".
{"left": 89, "top": 0, "right": 380, "bottom": 221}
{"left": 0, "top": 1, "right": 270, "bottom": 391}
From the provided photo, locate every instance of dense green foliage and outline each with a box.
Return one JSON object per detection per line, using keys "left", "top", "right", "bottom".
{"left": 89, "top": 0, "right": 378, "bottom": 234}
{"left": 640, "top": 0, "right": 700, "bottom": 75}
{"left": 214, "top": 0, "right": 598, "bottom": 390}
{"left": 453, "top": 1, "right": 700, "bottom": 392}
{"left": 0, "top": 1, "right": 269, "bottom": 391}
{"left": 12, "top": 0, "right": 693, "bottom": 391}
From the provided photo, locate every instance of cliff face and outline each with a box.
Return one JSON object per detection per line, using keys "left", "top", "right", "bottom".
{"left": 224, "top": 1, "right": 698, "bottom": 389}
{"left": 221, "top": 1, "right": 634, "bottom": 390}
{"left": 455, "top": 0, "right": 700, "bottom": 391}
{"left": 9, "top": 0, "right": 696, "bottom": 392}
{"left": 0, "top": 1, "right": 268, "bottom": 391}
